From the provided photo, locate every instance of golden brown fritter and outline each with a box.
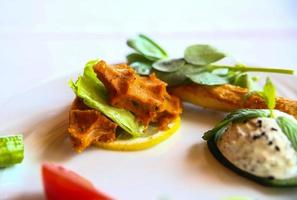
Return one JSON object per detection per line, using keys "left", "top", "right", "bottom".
{"left": 169, "top": 83, "right": 297, "bottom": 118}
{"left": 68, "top": 98, "right": 117, "bottom": 152}
{"left": 94, "top": 61, "right": 182, "bottom": 128}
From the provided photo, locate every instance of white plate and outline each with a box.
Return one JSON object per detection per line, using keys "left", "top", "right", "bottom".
{"left": 0, "top": 73, "right": 297, "bottom": 200}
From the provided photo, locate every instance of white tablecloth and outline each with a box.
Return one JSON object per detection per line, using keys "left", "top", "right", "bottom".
{"left": 0, "top": 0, "right": 296, "bottom": 105}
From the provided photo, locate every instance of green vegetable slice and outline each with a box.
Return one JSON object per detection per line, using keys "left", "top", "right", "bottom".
{"left": 127, "top": 34, "right": 168, "bottom": 61}
{"left": 276, "top": 116, "right": 297, "bottom": 151}
{"left": 184, "top": 44, "right": 225, "bottom": 65}
{"left": 0, "top": 135, "right": 24, "bottom": 167}
{"left": 69, "top": 60, "right": 144, "bottom": 137}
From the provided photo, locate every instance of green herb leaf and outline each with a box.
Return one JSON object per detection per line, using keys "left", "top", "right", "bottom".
{"left": 231, "top": 73, "right": 260, "bottom": 91}
{"left": 186, "top": 72, "right": 229, "bottom": 85}
{"left": 0, "top": 135, "right": 24, "bottom": 167}
{"left": 263, "top": 77, "right": 276, "bottom": 117}
{"left": 69, "top": 60, "right": 144, "bottom": 137}
{"left": 126, "top": 53, "right": 152, "bottom": 64}
{"left": 152, "top": 58, "right": 185, "bottom": 72}
{"left": 154, "top": 69, "right": 188, "bottom": 86}
{"left": 126, "top": 53, "right": 153, "bottom": 75}
{"left": 130, "top": 62, "right": 152, "bottom": 75}
{"left": 182, "top": 64, "right": 206, "bottom": 75}
{"left": 243, "top": 77, "right": 276, "bottom": 117}
{"left": 203, "top": 109, "right": 269, "bottom": 140}
{"left": 184, "top": 44, "right": 225, "bottom": 65}
{"left": 126, "top": 35, "right": 294, "bottom": 89}
{"left": 276, "top": 116, "right": 297, "bottom": 151}
{"left": 127, "top": 34, "right": 168, "bottom": 61}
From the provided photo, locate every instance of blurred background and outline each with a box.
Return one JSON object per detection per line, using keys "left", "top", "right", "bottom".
{"left": 0, "top": 0, "right": 296, "bottom": 104}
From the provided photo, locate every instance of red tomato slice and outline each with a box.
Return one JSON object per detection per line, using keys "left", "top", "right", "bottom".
{"left": 42, "top": 163, "right": 113, "bottom": 200}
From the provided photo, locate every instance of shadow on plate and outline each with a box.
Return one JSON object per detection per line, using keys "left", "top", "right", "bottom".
{"left": 10, "top": 192, "right": 44, "bottom": 200}
{"left": 25, "top": 107, "right": 76, "bottom": 162}
{"left": 186, "top": 143, "right": 297, "bottom": 198}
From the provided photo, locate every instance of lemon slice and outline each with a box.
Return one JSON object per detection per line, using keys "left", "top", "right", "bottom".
{"left": 93, "top": 117, "right": 180, "bottom": 151}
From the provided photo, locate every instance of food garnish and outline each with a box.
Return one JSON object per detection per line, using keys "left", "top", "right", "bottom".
{"left": 244, "top": 77, "right": 276, "bottom": 117}
{"left": 0, "top": 135, "right": 24, "bottom": 167}
{"left": 203, "top": 80, "right": 297, "bottom": 187}
{"left": 42, "top": 163, "right": 113, "bottom": 200}
{"left": 127, "top": 34, "right": 168, "bottom": 61}
{"left": 126, "top": 34, "right": 294, "bottom": 89}
{"left": 94, "top": 117, "right": 180, "bottom": 151}
{"left": 126, "top": 35, "right": 297, "bottom": 116}
{"left": 68, "top": 60, "right": 181, "bottom": 152}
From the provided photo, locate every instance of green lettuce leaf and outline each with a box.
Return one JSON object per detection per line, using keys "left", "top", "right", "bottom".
{"left": 69, "top": 60, "right": 144, "bottom": 137}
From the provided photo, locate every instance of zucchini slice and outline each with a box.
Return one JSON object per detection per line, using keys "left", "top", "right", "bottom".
{"left": 0, "top": 135, "right": 24, "bottom": 167}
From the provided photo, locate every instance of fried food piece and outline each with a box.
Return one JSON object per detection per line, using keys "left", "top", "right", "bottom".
{"left": 169, "top": 84, "right": 297, "bottom": 118}
{"left": 94, "top": 61, "right": 181, "bottom": 128}
{"left": 68, "top": 98, "right": 117, "bottom": 152}
{"left": 154, "top": 95, "right": 181, "bottom": 130}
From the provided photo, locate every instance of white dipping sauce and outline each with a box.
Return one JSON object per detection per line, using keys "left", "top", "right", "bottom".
{"left": 217, "top": 111, "right": 297, "bottom": 179}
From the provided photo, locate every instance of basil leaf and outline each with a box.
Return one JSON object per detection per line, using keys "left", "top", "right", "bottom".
{"left": 127, "top": 34, "right": 168, "bottom": 61}
{"left": 186, "top": 72, "right": 229, "bottom": 85}
{"left": 126, "top": 53, "right": 152, "bottom": 64}
{"left": 152, "top": 58, "right": 185, "bottom": 72}
{"left": 130, "top": 62, "right": 152, "bottom": 75}
{"left": 154, "top": 69, "right": 188, "bottom": 86}
{"left": 184, "top": 44, "right": 225, "bottom": 65}
{"left": 203, "top": 109, "right": 269, "bottom": 140}
{"left": 263, "top": 77, "right": 276, "bottom": 117}
{"left": 276, "top": 116, "right": 297, "bottom": 151}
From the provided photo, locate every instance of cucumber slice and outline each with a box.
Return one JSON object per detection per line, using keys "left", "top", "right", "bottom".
{"left": 0, "top": 135, "right": 24, "bottom": 167}
{"left": 207, "top": 136, "right": 297, "bottom": 187}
